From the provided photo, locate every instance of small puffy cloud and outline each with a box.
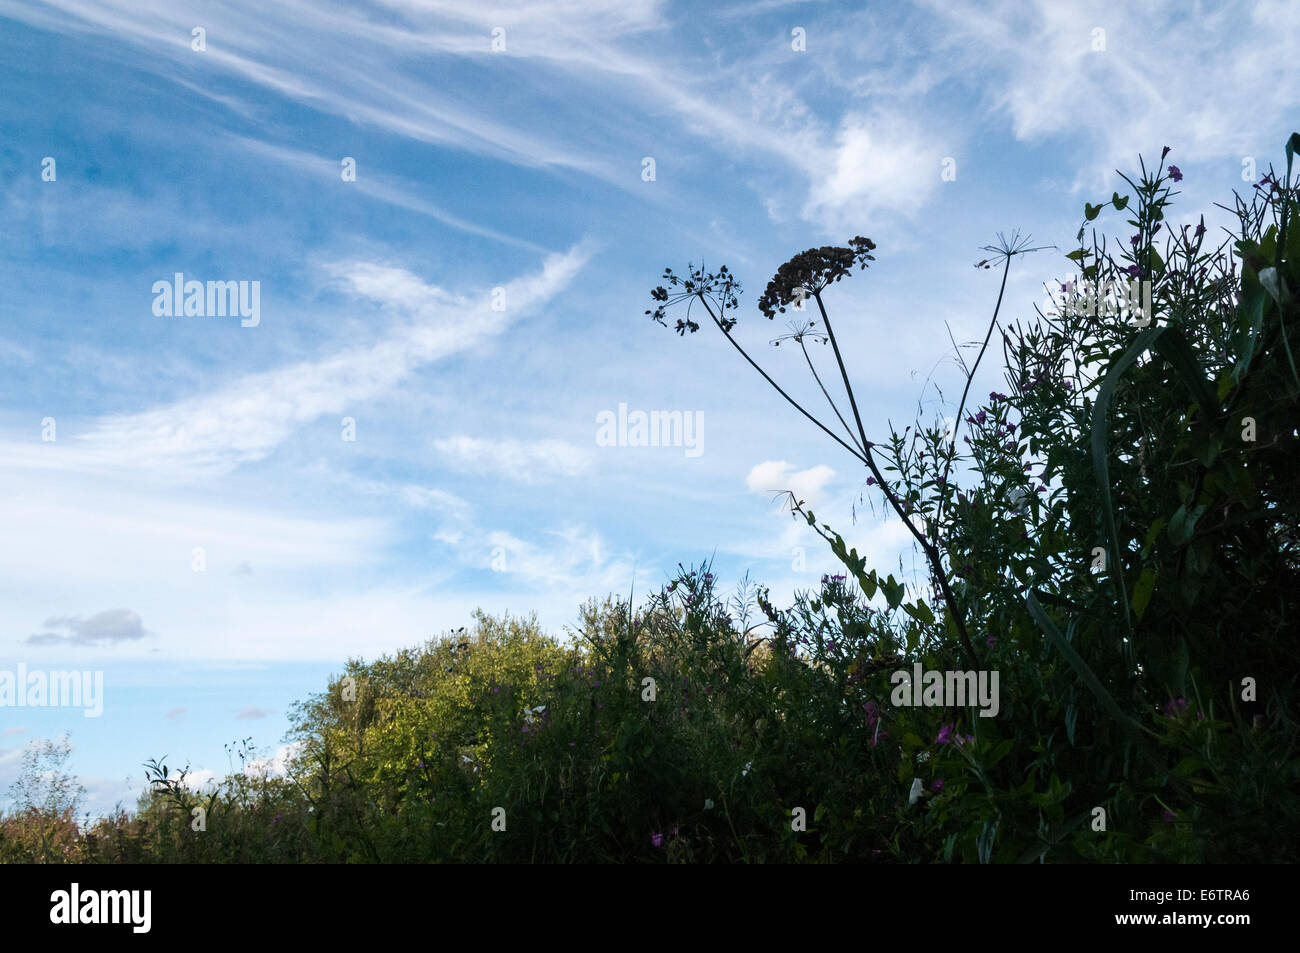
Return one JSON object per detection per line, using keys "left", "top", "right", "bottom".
{"left": 164, "top": 707, "right": 186, "bottom": 721}
{"left": 244, "top": 742, "right": 303, "bottom": 780}
{"left": 746, "top": 461, "right": 836, "bottom": 507}
{"left": 802, "top": 111, "right": 944, "bottom": 230}
{"left": 236, "top": 706, "right": 273, "bottom": 720}
{"left": 169, "top": 742, "right": 302, "bottom": 794}
{"left": 173, "top": 768, "right": 219, "bottom": 792}
{"left": 2, "top": 726, "right": 26, "bottom": 738}
{"left": 25, "top": 608, "right": 150, "bottom": 646}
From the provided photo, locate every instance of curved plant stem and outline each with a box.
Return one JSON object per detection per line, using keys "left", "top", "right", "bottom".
{"left": 937, "top": 252, "right": 1013, "bottom": 526}
{"left": 811, "top": 292, "right": 978, "bottom": 667}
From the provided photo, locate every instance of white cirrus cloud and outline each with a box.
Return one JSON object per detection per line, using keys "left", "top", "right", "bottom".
{"left": 433, "top": 435, "right": 592, "bottom": 482}
{"left": 0, "top": 245, "right": 590, "bottom": 481}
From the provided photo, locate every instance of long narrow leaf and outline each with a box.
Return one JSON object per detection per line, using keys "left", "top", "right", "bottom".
{"left": 1091, "top": 326, "right": 1165, "bottom": 644}
{"left": 1152, "top": 323, "right": 1221, "bottom": 417}
{"left": 1025, "top": 590, "right": 1144, "bottom": 737}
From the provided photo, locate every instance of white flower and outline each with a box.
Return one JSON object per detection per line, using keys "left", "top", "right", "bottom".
{"left": 908, "top": 777, "right": 924, "bottom": 805}
{"left": 742, "top": 761, "right": 752, "bottom": 776}
{"left": 704, "top": 798, "right": 714, "bottom": 810}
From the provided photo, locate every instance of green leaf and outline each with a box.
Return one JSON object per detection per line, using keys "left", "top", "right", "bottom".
{"left": 1169, "top": 503, "right": 1207, "bottom": 546}
{"left": 904, "top": 600, "right": 935, "bottom": 626}
{"left": 977, "top": 817, "right": 1000, "bottom": 864}
{"left": 882, "top": 575, "right": 905, "bottom": 609}
{"left": 1131, "top": 567, "right": 1158, "bottom": 621}
{"left": 1084, "top": 202, "right": 1101, "bottom": 221}
{"left": 1065, "top": 249, "right": 1086, "bottom": 262}
{"left": 1231, "top": 273, "right": 1266, "bottom": 384}
{"left": 1112, "top": 192, "right": 1130, "bottom": 211}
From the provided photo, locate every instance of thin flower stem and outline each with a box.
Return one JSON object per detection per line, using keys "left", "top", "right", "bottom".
{"left": 798, "top": 336, "right": 865, "bottom": 454}
{"left": 698, "top": 297, "right": 869, "bottom": 466}
{"left": 812, "top": 293, "right": 978, "bottom": 667}
{"left": 938, "top": 252, "right": 1013, "bottom": 525}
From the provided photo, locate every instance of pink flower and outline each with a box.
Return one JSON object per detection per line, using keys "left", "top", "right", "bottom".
{"left": 651, "top": 832, "right": 664, "bottom": 847}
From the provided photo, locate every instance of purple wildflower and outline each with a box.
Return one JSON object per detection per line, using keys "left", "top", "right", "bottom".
{"left": 1168, "top": 165, "right": 1182, "bottom": 182}
{"left": 651, "top": 832, "right": 664, "bottom": 847}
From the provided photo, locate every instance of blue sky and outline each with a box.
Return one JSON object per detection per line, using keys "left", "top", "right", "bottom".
{"left": 1, "top": 0, "right": 1296, "bottom": 815}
